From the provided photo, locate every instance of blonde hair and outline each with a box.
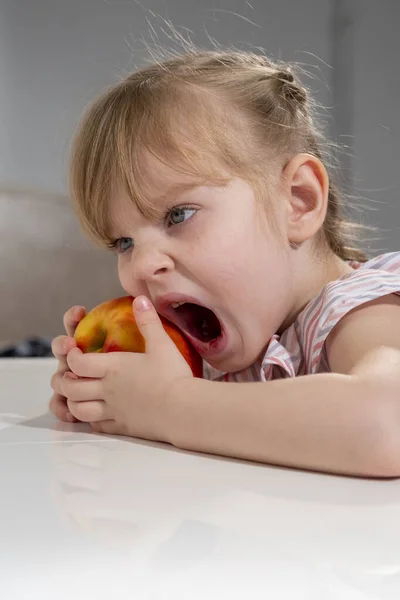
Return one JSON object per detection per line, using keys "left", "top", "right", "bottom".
{"left": 70, "top": 49, "right": 369, "bottom": 262}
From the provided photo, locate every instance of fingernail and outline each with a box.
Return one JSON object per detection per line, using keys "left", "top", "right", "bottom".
{"left": 73, "top": 306, "right": 84, "bottom": 317}
{"left": 135, "top": 296, "right": 152, "bottom": 312}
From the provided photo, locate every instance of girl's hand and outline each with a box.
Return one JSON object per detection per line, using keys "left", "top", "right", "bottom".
{"left": 60, "top": 296, "right": 193, "bottom": 442}
{"left": 49, "top": 305, "right": 86, "bottom": 422}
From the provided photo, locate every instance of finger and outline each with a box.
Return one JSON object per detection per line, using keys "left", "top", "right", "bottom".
{"left": 51, "top": 370, "right": 70, "bottom": 395}
{"left": 67, "top": 347, "right": 112, "bottom": 378}
{"left": 61, "top": 371, "right": 104, "bottom": 402}
{"left": 68, "top": 399, "right": 111, "bottom": 423}
{"left": 133, "top": 296, "right": 170, "bottom": 353}
{"left": 49, "top": 393, "right": 78, "bottom": 423}
{"left": 50, "top": 370, "right": 80, "bottom": 422}
{"left": 63, "top": 305, "right": 86, "bottom": 337}
{"left": 52, "top": 335, "right": 77, "bottom": 362}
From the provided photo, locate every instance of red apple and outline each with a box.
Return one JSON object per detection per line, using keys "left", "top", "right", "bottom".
{"left": 73, "top": 296, "right": 203, "bottom": 377}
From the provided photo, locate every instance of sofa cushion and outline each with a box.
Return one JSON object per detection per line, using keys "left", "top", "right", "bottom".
{"left": 0, "top": 189, "right": 123, "bottom": 344}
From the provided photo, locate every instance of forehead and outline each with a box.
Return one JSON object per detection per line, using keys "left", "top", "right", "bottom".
{"left": 138, "top": 151, "right": 206, "bottom": 198}
{"left": 108, "top": 152, "right": 206, "bottom": 235}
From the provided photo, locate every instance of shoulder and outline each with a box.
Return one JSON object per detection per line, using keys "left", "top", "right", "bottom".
{"left": 325, "top": 292, "right": 400, "bottom": 374}
{"left": 295, "top": 252, "right": 400, "bottom": 374}
{"left": 321, "top": 252, "right": 400, "bottom": 374}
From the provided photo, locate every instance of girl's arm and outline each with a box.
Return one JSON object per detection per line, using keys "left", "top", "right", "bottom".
{"left": 169, "top": 364, "right": 398, "bottom": 478}
{"left": 167, "top": 297, "right": 400, "bottom": 478}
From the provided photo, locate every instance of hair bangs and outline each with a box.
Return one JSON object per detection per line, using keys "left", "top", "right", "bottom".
{"left": 70, "top": 77, "right": 265, "bottom": 247}
{"left": 121, "top": 86, "right": 251, "bottom": 216}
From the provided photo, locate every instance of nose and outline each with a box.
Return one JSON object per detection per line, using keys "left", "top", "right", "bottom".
{"left": 130, "top": 244, "right": 174, "bottom": 284}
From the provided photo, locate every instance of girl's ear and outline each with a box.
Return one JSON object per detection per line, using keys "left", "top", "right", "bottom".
{"left": 282, "top": 153, "right": 329, "bottom": 245}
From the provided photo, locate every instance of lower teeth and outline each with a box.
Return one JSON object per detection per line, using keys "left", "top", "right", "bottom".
{"left": 201, "top": 320, "right": 210, "bottom": 338}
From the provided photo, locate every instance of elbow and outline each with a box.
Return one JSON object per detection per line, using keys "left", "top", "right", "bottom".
{"left": 363, "top": 393, "right": 400, "bottom": 479}
{"left": 367, "top": 443, "right": 400, "bottom": 479}
{"left": 370, "top": 429, "right": 400, "bottom": 478}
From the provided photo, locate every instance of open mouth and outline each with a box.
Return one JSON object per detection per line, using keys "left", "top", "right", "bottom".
{"left": 171, "top": 302, "right": 222, "bottom": 343}
{"left": 155, "top": 294, "right": 227, "bottom": 357}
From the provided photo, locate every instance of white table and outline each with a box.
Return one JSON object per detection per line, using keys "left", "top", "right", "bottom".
{"left": 1, "top": 358, "right": 400, "bottom": 600}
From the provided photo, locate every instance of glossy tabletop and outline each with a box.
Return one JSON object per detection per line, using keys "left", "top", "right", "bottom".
{"left": 1, "top": 358, "right": 400, "bottom": 599}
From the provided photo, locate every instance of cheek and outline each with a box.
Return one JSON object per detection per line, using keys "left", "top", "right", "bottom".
{"left": 197, "top": 245, "right": 254, "bottom": 298}
{"left": 117, "top": 260, "right": 132, "bottom": 293}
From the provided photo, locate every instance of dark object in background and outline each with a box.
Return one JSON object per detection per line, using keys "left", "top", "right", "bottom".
{"left": 0, "top": 337, "right": 53, "bottom": 358}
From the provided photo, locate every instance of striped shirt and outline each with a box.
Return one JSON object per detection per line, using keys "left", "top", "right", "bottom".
{"left": 204, "top": 252, "right": 400, "bottom": 382}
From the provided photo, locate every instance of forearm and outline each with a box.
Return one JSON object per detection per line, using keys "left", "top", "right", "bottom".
{"left": 168, "top": 373, "right": 398, "bottom": 478}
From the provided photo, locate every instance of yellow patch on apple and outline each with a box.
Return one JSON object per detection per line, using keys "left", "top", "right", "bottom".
{"left": 73, "top": 296, "right": 203, "bottom": 378}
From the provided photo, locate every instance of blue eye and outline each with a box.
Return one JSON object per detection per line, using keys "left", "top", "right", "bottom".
{"left": 167, "top": 206, "right": 196, "bottom": 227}
{"left": 113, "top": 237, "right": 134, "bottom": 254}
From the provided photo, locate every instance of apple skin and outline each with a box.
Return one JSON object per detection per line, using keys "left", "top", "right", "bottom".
{"left": 73, "top": 295, "right": 203, "bottom": 378}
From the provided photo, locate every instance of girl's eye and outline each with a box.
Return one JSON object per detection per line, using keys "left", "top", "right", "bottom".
{"left": 167, "top": 206, "right": 196, "bottom": 227}
{"left": 112, "top": 237, "right": 134, "bottom": 254}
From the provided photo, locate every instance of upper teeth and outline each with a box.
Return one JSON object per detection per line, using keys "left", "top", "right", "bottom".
{"left": 171, "top": 301, "right": 187, "bottom": 309}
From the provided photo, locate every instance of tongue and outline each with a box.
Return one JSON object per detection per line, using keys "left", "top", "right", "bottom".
{"left": 174, "top": 303, "right": 221, "bottom": 342}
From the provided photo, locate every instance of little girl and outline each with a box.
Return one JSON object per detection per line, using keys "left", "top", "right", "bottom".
{"left": 50, "top": 50, "right": 400, "bottom": 478}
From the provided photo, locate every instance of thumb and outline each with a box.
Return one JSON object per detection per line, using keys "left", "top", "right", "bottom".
{"left": 133, "top": 296, "right": 169, "bottom": 352}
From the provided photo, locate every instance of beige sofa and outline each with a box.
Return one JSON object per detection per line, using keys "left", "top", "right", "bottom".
{"left": 0, "top": 188, "right": 123, "bottom": 345}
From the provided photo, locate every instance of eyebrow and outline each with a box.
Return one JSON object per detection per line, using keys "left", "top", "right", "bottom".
{"left": 151, "top": 181, "right": 201, "bottom": 203}
{"left": 108, "top": 181, "right": 204, "bottom": 238}
{"left": 142, "top": 181, "right": 202, "bottom": 220}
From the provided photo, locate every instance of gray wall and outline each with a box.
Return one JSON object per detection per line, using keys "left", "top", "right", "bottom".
{"left": 0, "top": 0, "right": 398, "bottom": 251}
{"left": 0, "top": 0, "right": 333, "bottom": 192}
{"left": 351, "top": 0, "right": 400, "bottom": 252}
